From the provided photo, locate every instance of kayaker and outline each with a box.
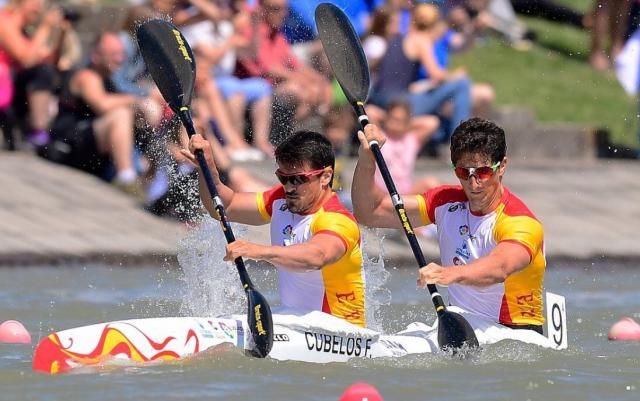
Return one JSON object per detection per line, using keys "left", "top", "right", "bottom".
{"left": 182, "top": 130, "right": 366, "bottom": 327}
{"left": 351, "top": 117, "right": 546, "bottom": 333}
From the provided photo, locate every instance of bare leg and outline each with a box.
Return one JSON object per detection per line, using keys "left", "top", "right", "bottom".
{"left": 201, "top": 82, "right": 249, "bottom": 150}
{"left": 609, "top": 0, "right": 632, "bottom": 58}
{"left": 226, "top": 93, "right": 247, "bottom": 137}
{"left": 590, "top": 0, "right": 612, "bottom": 70}
{"left": 93, "top": 106, "right": 135, "bottom": 176}
{"left": 28, "top": 90, "right": 52, "bottom": 130}
{"left": 250, "top": 95, "right": 274, "bottom": 156}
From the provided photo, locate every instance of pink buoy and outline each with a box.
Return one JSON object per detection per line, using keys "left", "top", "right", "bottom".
{"left": 0, "top": 320, "right": 31, "bottom": 344}
{"left": 339, "top": 382, "right": 384, "bottom": 401}
{"left": 608, "top": 317, "right": 640, "bottom": 341}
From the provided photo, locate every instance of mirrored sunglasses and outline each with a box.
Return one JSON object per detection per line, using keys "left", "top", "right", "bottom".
{"left": 452, "top": 161, "right": 501, "bottom": 181}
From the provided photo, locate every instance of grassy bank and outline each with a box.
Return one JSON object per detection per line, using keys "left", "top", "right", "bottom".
{"left": 450, "top": 0, "right": 638, "bottom": 147}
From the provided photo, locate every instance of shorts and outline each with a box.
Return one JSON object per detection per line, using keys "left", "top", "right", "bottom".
{"left": 215, "top": 75, "right": 271, "bottom": 103}
{"left": 44, "top": 115, "right": 109, "bottom": 177}
{"left": 12, "top": 64, "right": 56, "bottom": 119}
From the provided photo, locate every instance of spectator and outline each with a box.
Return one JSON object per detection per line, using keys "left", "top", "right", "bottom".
{"left": 510, "top": 0, "right": 589, "bottom": 30}
{"left": 370, "top": 3, "right": 471, "bottom": 149}
{"left": 114, "top": 0, "right": 165, "bottom": 98}
{"left": 590, "top": 0, "right": 632, "bottom": 71}
{"left": 415, "top": 4, "right": 496, "bottom": 119}
{"left": 44, "top": 32, "right": 158, "bottom": 195}
{"left": 147, "top": 111, "right": 269, "bottom": 222}
{"left": 373, "top": 100, "right": 440, "bottom": 195}
{"left": 0, "top": 0, "right": 65, "bottom": 147}
{"left": 445, "top": 0, "right": 532, "bottom": 50}
{"left": 234, "top": 0, "right": 332, "bottom": 122}
{"left": 362, "top": 6, "right": 400, "bottom": 82}
{"left": 180, "top": 7, "right": 274, "bottom": 158}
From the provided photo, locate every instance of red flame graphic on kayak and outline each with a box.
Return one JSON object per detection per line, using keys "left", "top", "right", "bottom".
{"left": 33, "top": 323, "right": 200, "bottom": 374}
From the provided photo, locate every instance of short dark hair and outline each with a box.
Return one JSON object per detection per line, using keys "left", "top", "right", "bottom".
{"left": 450, "top": 117, "right": 506, "bottom": 165}
{"left": 275, "top": 130, "right": 335, "bottom": 171}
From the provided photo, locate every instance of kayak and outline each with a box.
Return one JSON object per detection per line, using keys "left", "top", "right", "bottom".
{"left": 32, "top": 293, "right": 567, "bottom": 374}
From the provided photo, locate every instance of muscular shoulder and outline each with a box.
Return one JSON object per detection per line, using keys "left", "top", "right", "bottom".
{"left": 312, "top": 194, "right": 360, "bottom": 248}
{"left": 257, "top": 185, "right": 285, "bottom": 220}
{"left": 71, "top": 69, "right": 102, "bottom": 91}
{"left": 494, "top": 189, "right": 544, "bottom": 255}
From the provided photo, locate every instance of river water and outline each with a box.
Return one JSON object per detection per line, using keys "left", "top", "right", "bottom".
{"left": 1, "top": 224, "right": 639, "bottom": 401}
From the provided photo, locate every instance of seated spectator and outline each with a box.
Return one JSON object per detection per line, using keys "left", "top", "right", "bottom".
{"left": 370, "top": 3, "right": 471, "bottom": 148}
{"left": 234, "top": 0, "right": 332, "bottom": 122}
{"left": 416, "top": 5, "right": 496, "bottom": 119}
{"left": 510, "top": 0, "right": 589, "bottom": 30}
{"left": 147, "top": 111, "right": 269, "bottom": 222}
{"left": 180, "top": 7, "right": 274, "bottom": 158}
{"left": 0, "top": 0, "right": 67, "bottom": 147}
{"left": 43, "top": 32, "right": 159, "bottom": 196}
{"left": 362, "top": 6, "right": 400, "bottom": 83}
{"left": 372, "top": 100, "right": 440, "bottom": 195}
{"left": 444, "top": 0, "right": 521, "bottom": 46}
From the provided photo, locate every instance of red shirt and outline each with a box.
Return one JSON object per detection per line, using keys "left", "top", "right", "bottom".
{"left": 235, "top": 21, "right": 301, "bottom": 84}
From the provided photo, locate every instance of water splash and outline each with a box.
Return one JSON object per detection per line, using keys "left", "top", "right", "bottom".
{"left": 177, "top": 217, "right": 246, "bottom": 317}
{"left": 362, "top": 228, "right": 392, "bottom": 332}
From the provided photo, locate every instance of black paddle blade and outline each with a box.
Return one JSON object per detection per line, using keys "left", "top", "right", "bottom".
{"left": 246, "top": 288, "right": 274, "bottom": 358}
{"left": 438, "top": 310, "right": 480, "bottom": 353}
{"left": 315, "top": 3, "right": 370, "bottom": 104}
{"left": 136, "top": 19, "right": 196, "bottom": 113}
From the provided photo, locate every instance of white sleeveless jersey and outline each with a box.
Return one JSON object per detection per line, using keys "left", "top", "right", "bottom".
{"left": 416, "top": 185, "right": 546, "bottom": 326}
{"left": 256, "top": 186, "right": 366, "bottom": 327}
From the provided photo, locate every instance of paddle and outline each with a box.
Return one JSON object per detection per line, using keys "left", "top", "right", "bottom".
{"left": 314, "top": 3, "right": 479, "bottom": 352}
{"left": 136, "top": 19, "right": 273, "bottom": 358}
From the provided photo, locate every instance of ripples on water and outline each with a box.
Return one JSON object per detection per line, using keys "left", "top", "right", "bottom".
{"left": 1, "top": 225, "right": 639, "bottom": 400}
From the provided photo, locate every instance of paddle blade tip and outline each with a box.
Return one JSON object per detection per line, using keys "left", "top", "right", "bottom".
{"left": 437, "top": 311, "right": 480, "bottom": 355}
{"left": 246, "top": 289, "right": 273, "bottom": 358}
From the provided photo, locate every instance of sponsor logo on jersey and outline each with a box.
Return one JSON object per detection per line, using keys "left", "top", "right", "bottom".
{"left": 282, "top": 224, "right": 295, "bottom": 246}
{"left": 448, "top": 203, "right": 467, "bottom": 212}
{"left": 459, "top": 225, "right": 469, "bottom": 236}
{"left": 455, "top": 242, "right": 470, "bottom": 259}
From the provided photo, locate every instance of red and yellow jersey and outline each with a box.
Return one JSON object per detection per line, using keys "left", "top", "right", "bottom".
{"left": 416, "top": 185, "right": 546, "bottom": 326}
{"left": 256, "top": 186, "right": 366, "bottom": 327}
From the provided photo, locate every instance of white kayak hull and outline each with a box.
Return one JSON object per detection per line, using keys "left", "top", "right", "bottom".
{"left": 33, "top": 299, "right": 566, "bottom": 374}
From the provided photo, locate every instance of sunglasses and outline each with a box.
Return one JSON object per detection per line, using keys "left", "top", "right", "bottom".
{"left": 275, "top": 168, "right": 326, "bottom": 186}
{"left": 452, "top": 161, "right": 501, "bottom": 181}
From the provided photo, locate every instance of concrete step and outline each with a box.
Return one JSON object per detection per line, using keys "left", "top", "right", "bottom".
{"left": 491, "top": 106, "right": 596, "bottom": 161}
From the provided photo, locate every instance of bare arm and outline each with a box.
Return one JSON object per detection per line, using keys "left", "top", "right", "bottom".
{"left": 187, "top": 0, "right": 223, "bottom": 22}
{"left": 351, "top": 124, "right": 424, "bottom": 228}
{"left": 408, "top": 34, "right": 448, "bottom": 84}
{"left": 418, "top": 242, "right": 531, "bottom": 287}
{"left": 224, "top": 234, "right": 346, "bottom": 271}
{"left": 0, "top": 9, "right": 62, "bottom": 68}
{"left": 180, "top": 133, "right": 267, "bottom": 225}
{"left": 72, "top": 70, "right": 137, "bottom": 115}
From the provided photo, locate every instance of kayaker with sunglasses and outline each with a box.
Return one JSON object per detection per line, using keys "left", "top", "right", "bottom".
{"left": 352, "top": 117, "right": 546, "bottom": 334}
{"left": 183, "top": 130, "right": 366, "bottom": 327}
